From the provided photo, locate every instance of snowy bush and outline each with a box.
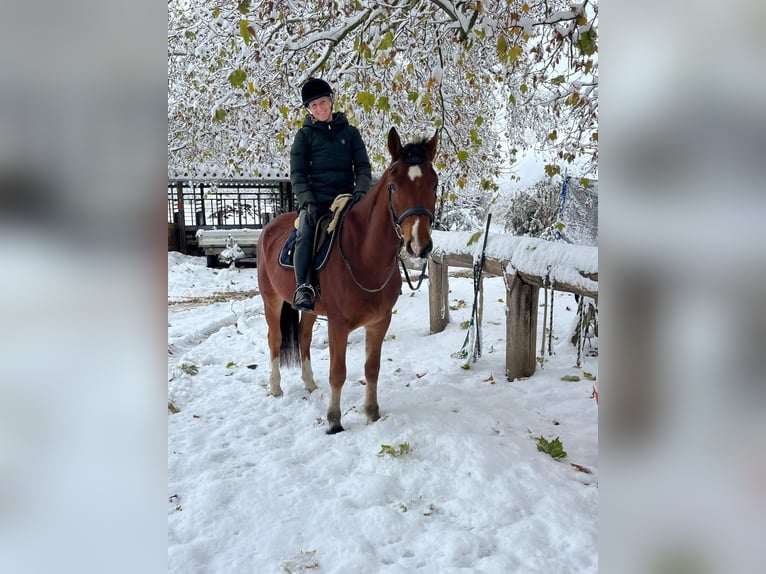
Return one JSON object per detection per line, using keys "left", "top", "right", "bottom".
{"left": 503, "top": 178, "right": 560, "bottom": 240}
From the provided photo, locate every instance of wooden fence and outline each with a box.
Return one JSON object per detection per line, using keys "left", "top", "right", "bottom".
{"left": 426, "top": 230, "right": 598, "bottom": 380}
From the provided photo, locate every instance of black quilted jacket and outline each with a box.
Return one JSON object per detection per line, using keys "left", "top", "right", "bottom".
{"left": 289, "top": 112, "right": 371, "bottom": 209}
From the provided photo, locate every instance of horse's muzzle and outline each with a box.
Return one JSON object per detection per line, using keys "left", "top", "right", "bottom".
{"left": 407, "top": 237, "right": 433, "bottom": 259}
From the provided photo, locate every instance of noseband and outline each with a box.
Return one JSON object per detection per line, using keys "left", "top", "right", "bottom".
{"left": 388, "top": 183, "right": 435, "bottom": 229}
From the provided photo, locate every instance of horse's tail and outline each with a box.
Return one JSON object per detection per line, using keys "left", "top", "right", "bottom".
{"left": 279, "top": 301, "right": 301, "bottom": 367}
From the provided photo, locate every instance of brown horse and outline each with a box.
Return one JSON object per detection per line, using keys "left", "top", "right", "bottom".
{"left": 256, "top": 127, "right": 439, "bottom": 433}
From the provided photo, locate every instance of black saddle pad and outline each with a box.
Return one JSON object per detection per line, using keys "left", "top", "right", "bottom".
{"left": 278, "top": 213, "right": 336, "bottom": 272}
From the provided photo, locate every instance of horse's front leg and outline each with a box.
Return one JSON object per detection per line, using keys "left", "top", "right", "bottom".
{"left": 299, "top": 312, "right": 318, "bottom": 392}
{"left": 326, "top": 322, "right": 349, "bottom": 434}
{"left": 363, "top": 315, "right": 392, "bottom": 424}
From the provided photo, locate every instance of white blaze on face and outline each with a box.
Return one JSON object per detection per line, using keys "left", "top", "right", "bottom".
{"left": 411, "top": 218, "right": 421, "bottom": 253}
{"left": 408, "top": 165, "right": 422, "bottom": 181}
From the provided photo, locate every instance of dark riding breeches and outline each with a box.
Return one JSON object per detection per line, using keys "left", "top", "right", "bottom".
{"left": 293, "top": 204, "right": 328, "bottom": 286}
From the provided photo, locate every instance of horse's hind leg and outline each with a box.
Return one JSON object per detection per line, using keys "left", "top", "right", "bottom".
{"left": 299, "top": 312, "right": 318, "bottom": 392}
{"left": 363, "top": 316, "right": 392, "bottom": 424}
{"left": 326, "top": 322, "right": 350, "bottom": 434}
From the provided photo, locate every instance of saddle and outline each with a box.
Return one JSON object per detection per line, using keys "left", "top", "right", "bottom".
{"left": 278, "top": 194, "right": 352, "bottom": 272}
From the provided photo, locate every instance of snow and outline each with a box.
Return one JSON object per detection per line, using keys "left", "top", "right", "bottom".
{"left": 168, "top": 251, "right": 598, "bottom": 573}
{"left": 431, "top": 230, "right": 598, "bottom": 295}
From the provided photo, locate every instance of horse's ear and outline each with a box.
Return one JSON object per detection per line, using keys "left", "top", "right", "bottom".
{"left": 387, "top": 127, "right": 402, "bottom": 159}
{"left": 426, "top": 129, "right": 439, "bottom": 161}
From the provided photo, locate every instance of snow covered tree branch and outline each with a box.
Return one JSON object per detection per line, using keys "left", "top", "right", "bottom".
{"left": 168, "top": 0, "right": 598, "bottom": 226}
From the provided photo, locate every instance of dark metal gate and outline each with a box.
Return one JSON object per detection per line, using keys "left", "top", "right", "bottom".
{"left": 168, "top": 178, "right": 294, "bottom": 255}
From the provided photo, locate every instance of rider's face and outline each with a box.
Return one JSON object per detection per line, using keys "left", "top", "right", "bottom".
{"left": 308, "top": 96, "right": 332, "bottom": 122}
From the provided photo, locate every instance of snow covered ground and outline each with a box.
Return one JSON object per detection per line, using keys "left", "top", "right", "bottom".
{"left": 168, "top": 251, "right": 598, "bottom": 573}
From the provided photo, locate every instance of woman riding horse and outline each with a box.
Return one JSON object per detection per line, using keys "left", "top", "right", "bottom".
{"left": 257, "top": 125, "right": 439, "bottom": 434}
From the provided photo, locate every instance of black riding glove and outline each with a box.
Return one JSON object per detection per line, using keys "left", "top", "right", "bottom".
{"left": 350, "top": 191, "right": 365, "bottom": 206}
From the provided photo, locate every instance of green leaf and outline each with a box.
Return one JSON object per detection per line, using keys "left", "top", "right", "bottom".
{"left": 226, "top": 361, "right": 236, "bottom": 369}
{"left": 378, "top": 442, "right": 410, "bottom": 457}
{"left": 544, "top": 163, "right": 560, "bottom": 177}
{"left": 536, "top": 436, "right": 567, "bottom": 460}
{"left": 551, "top": 75, "right": 566, "bottom": 85}
{"left": 496, "top": 34, "right": 508, "bottom": 59}
{"left": 508, "top": 45, "right": 523, "bottom": 63}
{"left": 184, "top": 30, "right": 196, "bottom": 41}
{"left": 583, "top": 372, "right": 596, "bottom": 380}
{"left": 237, "top": 0, "right": 250, "bottom": 14}
{"left": 239, "top": 20, "right": 253, "bottom": 45}
{"left": 227, "top": 68, "right": 247, "bottom": 88}
{"left": 407, "top": 91, "right": 419, "bottom": 102}
{"left": 378, "top": 30, "right": 394, "bottom": 50}
{"left": 460, "top": 363, "right": 471, "bottom": 370}
{"left": 561, "top": 374, "right": 581, "bottom": 382}
{"left": 565, "top": 92, "right": 581, "bottom": 106}
{"left": 474, "top": 116, "right": 484, "bottom": 127}
{"left": 520, "top": 84, "right": 528, "bottom": 94}
{"left": 457, "top": 150, "right": 470, "bottom": 162}
{"left": 356, "top": 91, "right": 376, "bottom": 113}
{"left": 212, "top": 108, "right": 227, "bottom": 123}
{"left": 180, "top": 363, "right": 199, "bottom": 376}
{"left": 577, "top": 28, "right": 597, "bottom": 55}
{"left": 466, "top": 230, "right": 482, "bottom": 246}
{"left": 376, "top": 96, "right": 390, "bottom": 111}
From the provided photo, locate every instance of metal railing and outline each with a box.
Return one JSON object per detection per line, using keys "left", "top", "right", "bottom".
{"left": 167, "top": 178, "right": 295, "bottom": 228}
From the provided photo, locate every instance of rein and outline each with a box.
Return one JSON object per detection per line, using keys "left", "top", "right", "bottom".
{"left": 338, "top": 172, "right": 434, "bottom": 293}
{"left": 400, "top": 258, "right": 428, "bottom": 290}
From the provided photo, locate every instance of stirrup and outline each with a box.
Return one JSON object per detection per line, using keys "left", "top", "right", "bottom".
{"left": 292, "top": 283, "right": 316, "bottom": 311}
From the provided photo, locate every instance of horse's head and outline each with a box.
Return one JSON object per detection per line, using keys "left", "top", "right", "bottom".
{"left": 385, "top": 127, "right": 439, "bottom": 259}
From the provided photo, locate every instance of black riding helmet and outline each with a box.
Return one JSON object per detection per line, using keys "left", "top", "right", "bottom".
{"left": 301, "top": 78, "right": 333, "bottom": 108}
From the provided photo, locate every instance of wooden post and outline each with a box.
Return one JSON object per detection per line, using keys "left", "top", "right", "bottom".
{"left": 428, "top": 254, "right": 450, "bottom": 334}
{"left": 505, "top": 273, "right": 539, "bottom": 380}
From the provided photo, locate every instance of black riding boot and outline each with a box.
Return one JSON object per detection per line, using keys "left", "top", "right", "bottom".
{"left": 292, "top": 208, "right": 317, "bottom": 312}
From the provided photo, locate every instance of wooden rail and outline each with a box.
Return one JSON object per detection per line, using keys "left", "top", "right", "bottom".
{"left": 427, "top": 230, "right": 597, "bottom": 380}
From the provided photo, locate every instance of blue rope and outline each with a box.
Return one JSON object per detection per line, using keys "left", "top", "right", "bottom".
{"left": 556, "top": 172, "right": 570, "bottom": 240}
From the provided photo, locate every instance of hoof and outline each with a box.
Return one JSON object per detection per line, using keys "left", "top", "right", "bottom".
{"left": 304, "top": 382, "right": 318, "bottom": 393}
{"left": 365, "top": 404, "right": 380, "bottom": 423}
{"left": 268, "top": 388, "right": 283, "bottom": 397}
{"left": 326, "top": 424, "right": 345, "bottom": 435}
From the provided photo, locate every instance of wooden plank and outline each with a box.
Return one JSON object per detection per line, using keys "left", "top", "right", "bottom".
{"left": 516, "top": 270, "right": 598, "bottom": 302}
{"left": 505, "top": 274, "right": 539, "bottom": 380}
{"left": 428, "top": 256, "right": 450, "bottom": 334}
{"left": 434, "top": 252, "right": 596, "bottom": 300}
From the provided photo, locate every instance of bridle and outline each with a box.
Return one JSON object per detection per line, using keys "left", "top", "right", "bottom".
{"left": 338, "top": 160, "right": 436, "bottom": 293}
